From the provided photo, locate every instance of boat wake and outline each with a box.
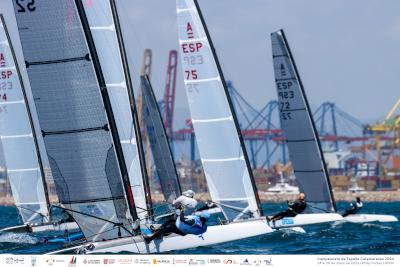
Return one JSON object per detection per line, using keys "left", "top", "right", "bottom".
{"left": 362, "top": 223, "right": 393, "bottom": 230}
{"left": 0, "top": 232, "right": 38, "bottom": 244}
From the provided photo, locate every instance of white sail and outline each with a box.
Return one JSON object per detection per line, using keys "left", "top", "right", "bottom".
{"left": 0, "top": 1, "right": 49, "bottom": 224}
{"left": 82, "top": 0, "right": 150, "bottom": 221}
{"left": 176, "top": 0, "right": 262, "bottom": 221}
{"left": 271, "top": 30, "right": 335, "bottom": 212}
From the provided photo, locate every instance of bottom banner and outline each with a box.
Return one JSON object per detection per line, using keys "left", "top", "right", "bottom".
{"left": 1, "top": 254, "right": 398, "bottom": 267}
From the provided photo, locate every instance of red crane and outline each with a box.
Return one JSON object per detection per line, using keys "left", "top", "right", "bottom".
{"left": 163, "top": 50, "right": 178, "bottom": 137}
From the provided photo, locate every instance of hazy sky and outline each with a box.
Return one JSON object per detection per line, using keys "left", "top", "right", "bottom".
{"left": 117, "top": 0, "right": 400, "bottom": 129}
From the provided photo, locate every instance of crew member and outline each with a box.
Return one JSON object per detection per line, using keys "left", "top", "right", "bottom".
{"left": 144, "top": 210, "right": 210, "bottom": 243}
{"left": 267, "top": 192, "right": 307, "bottom": 222}
{"left": 173, "top": 190, "right": 198, "bottom": 215}
{"left": 342, "top": 197, "right": 363, "bottom": 217}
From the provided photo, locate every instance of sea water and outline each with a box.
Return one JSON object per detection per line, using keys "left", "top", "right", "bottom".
{"left": 0, "top": 202, "right": 399, "bottom": 254}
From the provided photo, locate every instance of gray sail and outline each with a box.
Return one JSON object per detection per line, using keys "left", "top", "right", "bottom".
{"left": 14, "top": 0, "right": 134, "bottom": 241}
{"left": 141, "top": 75, "right": 182, "bottom": 204}
{"left": 271, "top": 29, "right": 336, "bottom": 212}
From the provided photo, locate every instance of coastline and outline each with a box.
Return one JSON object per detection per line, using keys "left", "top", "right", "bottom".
{"left": 1, "top": 191, "right": 400, "bottom": 206}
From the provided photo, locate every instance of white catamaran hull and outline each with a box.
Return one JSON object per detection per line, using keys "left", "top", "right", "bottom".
{"left": 49, "top": 219, "right": 274, "bottom": 254}
{"left": 343, "top": 214, "right": 398, "bottom": 223}
{"left": 49, "top": 213, "right": 343, "bottom": 254}
{"left": 0, "top": 222, "right": 79, "bottom": 233}
{"left": 268, "top": 213, "right": 343, "bottom": 229}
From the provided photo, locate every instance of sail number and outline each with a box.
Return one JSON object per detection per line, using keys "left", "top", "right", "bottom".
{"left": 15, "top": 0, "right": 36, "bottom": 12}
{"left": 0, "top": 93, "right": 8, "bottom": 102}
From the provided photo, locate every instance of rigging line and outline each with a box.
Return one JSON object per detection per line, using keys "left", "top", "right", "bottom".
{"left": 307, "top": 204, "right": 331, "bottom": 213}
{"left": 14, "top": 205, "right": 49, "bottom": 222}
{"left": 209, "top": 201, "right": 256, "bottom": 219}
{"left": 50, "top": 205, "right": 136, "bottom": 237}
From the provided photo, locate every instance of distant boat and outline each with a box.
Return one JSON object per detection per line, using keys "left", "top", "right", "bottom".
{"left": 270, "top": 29, "right": 397, "bottom": 224}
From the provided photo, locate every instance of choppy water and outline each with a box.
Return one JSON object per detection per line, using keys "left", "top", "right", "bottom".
{"left": 0, "top": 202, "right": 399, "bottom": 254}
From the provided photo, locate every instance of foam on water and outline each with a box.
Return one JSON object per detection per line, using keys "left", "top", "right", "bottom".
{"left": 0, "top": 232, "right": 38, "bottom": 244}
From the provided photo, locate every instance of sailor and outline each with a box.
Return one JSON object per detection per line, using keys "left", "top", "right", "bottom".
{"left": 267, "top": 192, "right": 307, "bottom": 222}
{"left": 173, "top": 190, "right": 198, "bottom": 215}
{"left": 143, "top": 210, "right": 210, "bottom": 243}
{"left": 342, "top": 197, "right": 363, "bottom": 217}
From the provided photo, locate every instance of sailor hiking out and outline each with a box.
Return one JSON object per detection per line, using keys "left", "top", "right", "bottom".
{"left": 172, "top": 190, "right": 198, "bottom": 215}
{"left": 267, "top": 193, "right": 307, "bottom": 222}
{"left": 342, "top": 197, "right": 363, "bottom": 217}
{"left": 143, "top": 209, "right": 210, "bottom": 243}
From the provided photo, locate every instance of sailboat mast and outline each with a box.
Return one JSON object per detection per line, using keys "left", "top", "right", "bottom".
{"left": 75, "top": 0, "right": 138, "bottom": 220}
{"left": 0, "top": 15, "right": 51, "bottom": 218}
{"left": 279, "top": 29, "right": 336, "bottom": 211}
{"left": 109, "top": 0, "right": 153, "bottom": 216}
{"left": 193, "top": 0, "right": 263, "bottom": 216}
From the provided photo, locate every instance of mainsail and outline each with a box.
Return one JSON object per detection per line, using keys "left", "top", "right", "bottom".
{"left": 82, "top": 0, "right": 151, "bottom": 221}
{"left": 141, "top": 75, "right": 182, "bottom": 204}
{"left": 176, "top": 0, "right": 263, "bottom": 221}
{"left": 14, "top": 0, "right": 135, "bottom": 241}
{"left": 271, "top": 29, "right": 336, "bottom": 212}
{"left": 0, "top": 2, "right": 49, "bottom": 224}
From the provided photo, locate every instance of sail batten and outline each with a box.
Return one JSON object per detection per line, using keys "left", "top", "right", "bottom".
{"left": 14, "top": 0, "right": 135, "bottom": 241}
{"left": 83, "top": 0, "right": 152, "bottom": 220}
{"left": 176, "top": 0, "right": 263, "bottom": 220}
{"left": 271, "top": 29, "right": 336, "bottom": 212}
{"left": 0, "top": 3, "right": 50, "bottom": 225}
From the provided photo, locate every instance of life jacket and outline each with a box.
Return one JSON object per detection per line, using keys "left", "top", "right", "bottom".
{"left": 355, "top": 202, "right": 363, "bottom": 210}
{"left": 175, "top": 215, "right": 207, "bottom": 235}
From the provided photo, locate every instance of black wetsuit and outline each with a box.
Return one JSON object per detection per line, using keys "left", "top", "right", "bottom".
{"left": 342, "top": 201, "right": 363, "bottom": 217}
{"left": 270, "top": 200, "right": 307, "bottom": 221}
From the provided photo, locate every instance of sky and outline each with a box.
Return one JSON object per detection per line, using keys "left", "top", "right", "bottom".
{"left": 117, "top": 0, "right": 400, "bottom": 129}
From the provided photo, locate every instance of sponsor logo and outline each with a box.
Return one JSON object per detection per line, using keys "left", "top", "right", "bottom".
{"left": 156, "top": 259, "right": 172, "bottom": 264}
{"left": 83, "top": 258, "right": 101, "bottom": 265}
{"left": 5, "top": 257, "right": 25, "bottom": 265}
{"left": 103, "top": 258, "right": 116, "bottom": 265}
{"left": 189, "top": 259, "right": 206, "bottom": 265}
{"left": 173, "top": 259, "right": 188, "bottom": 264}
{"left": 68, "top": 256, "right": 77, "bottom": 267}
{"left": 208, "top": 259, "right": 222, "bottom": 264}
{"left": 264, "top": 258, "right": 273, "bottom": 266}
{"left": 31, "top": 256, "right": 37, "bottom": 267}
{"left": 153, "top": 259, "right": 157, "bottom": 264}
{"left": 282, "top": 218, "right": 294, "bottom": 225}
{"left": 117, "top": 258, "right": 133, "bottom": 265}
{"left": 240, "top": 258, "right": 252, "bottom": 265}
{"left": 253, "top": 258, "right": 262, "bottom": 266}
{"left": 224, "top": 259, "right": 237, "bottom": 264}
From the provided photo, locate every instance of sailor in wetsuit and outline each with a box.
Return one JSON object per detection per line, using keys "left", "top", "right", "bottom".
{"left": 172, "top": 190, "right": 198, "bottom": 215}
{"left": 267, "top": 192, "right": 307, "bottom": 222}
{"left": 342, "top": 197, "right": 363, "bottom": 217}
{"left": 143, "top": 210, "right": 210, "bottom": 243}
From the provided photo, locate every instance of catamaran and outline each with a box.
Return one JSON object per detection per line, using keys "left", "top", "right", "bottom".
{"left": 0, "top": 0, "right": 78, "bottom": 234}
{"left": 270, "top": 29, "right": 398, "bottom": 224}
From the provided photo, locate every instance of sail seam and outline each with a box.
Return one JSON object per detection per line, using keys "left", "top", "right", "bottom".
{"left": 62, "top": 196, "right": 125, "bottom": 205}
{"left": 25, "top": 54, "right": 90, "bottom": 68}
{"left": 42, "top": 125, "right": 108, "bottom": 137}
